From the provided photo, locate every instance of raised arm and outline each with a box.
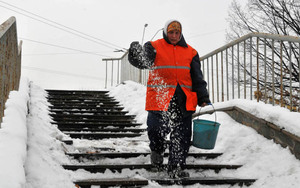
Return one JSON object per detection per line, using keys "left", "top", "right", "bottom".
{"left": 128, "top": 41, "right": 156, "bottom": 69}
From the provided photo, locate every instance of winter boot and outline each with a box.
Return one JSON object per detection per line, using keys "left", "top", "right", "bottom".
{"left": 150, "top": 151, "right": 164, "bottom": 171}
{"left": 168, "top": 165, "right": 190, "bottom": 178}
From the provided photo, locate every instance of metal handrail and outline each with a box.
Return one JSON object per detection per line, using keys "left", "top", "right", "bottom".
{"left": 200, "top": 33, "right": 300, "bottom": 60}
{"left": 200, "top": 32, "right": 300, "bottom": 112}
{"left": 102, "top": 51, "right": 149, "bottom": 88}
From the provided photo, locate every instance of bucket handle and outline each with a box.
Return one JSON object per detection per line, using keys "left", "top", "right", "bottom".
{"left": 197, "top": 103, "right": 218, "bottom": 126}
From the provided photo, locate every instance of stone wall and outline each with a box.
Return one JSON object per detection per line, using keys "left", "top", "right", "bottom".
{"left": 0, "top": 17, "right": 22, "bottom": 124}
{"left": 194, "top": 106, "right": 300, "bottom": 160}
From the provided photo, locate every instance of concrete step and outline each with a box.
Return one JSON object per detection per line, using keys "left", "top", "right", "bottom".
{"left": 67, "top": 152, "right": 223, "bottom": 160}
{"left": 64, "top": 132, "right": 143, "bottom": 139}
{"left": 55, "top": 122, "right": 142, "bottom": 128}
{"left": 74, "top": 177, "right": 256, "bottom": 187}
{"left": 63, "top": 164, "right": 243, "bottom": 173}
{"left": 49, "top": 105, "right": 124, "bottom": 111}
{"left": 46, "top": 89, "right": 109, "bottom": 95}
{"left": 60, "top": 127, "right": 146, "bottom": 133}
{"left": 47, "top": 95, "right": 114, "bottom": 100}
{"left": 53, "top": 118, "right": 136, "bottom": 124}
{"left": 50, "top": 109, "right": 127, "bottom": 114}
{"left": 50, "top": 113, "right": 134, "bottom": 118}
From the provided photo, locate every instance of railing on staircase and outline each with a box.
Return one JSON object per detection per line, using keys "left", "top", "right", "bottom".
{"left": 201, "top": 32, "right": 300, "bottom": 112}
{"left": 102, "top": 51, "right": 148, "bottom": 88}
{"left": 108, "top": 32, "right": 300, "bottom": 112}
{"left": 0, "top": 17, "right": 22, "bottom": 124}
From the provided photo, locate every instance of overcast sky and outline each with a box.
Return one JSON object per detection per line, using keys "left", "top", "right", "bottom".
{"left": 0, "top": 0, "right": 248, "bottom": 89}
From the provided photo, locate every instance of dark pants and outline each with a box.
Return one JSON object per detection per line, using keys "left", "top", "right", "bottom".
{"left": 147, "top": 102, "right": 192, "bottom": 169}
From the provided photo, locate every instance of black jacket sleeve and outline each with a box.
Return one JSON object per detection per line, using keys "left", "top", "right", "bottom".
{"left": 190, "top": 53, "right": 211, "bottom": 106}
{"left": 128, "top": 41, "right": 156, "bottom": 69}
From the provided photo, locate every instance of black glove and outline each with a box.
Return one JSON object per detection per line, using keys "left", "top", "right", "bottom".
{"left": 198, "top": 96, "right": 211, "bottom": 107}
{"left": 129, "top": 41, "right": 142, "bottom": 58}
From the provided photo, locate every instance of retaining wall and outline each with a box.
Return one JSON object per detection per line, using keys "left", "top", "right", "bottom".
{"left": 0, "top": 17, "right": 22, "bottom": 124}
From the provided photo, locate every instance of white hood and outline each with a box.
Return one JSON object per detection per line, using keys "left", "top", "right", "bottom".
{"left": 163, "top": 19, "right": 182, "bottom": 36}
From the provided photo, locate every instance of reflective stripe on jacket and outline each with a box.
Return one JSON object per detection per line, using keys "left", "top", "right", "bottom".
{"left": 146, "top": 38, "right": 198, "bottom": 111}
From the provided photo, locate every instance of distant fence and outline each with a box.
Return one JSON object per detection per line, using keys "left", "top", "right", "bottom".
{"left": 0, "top": 17, "right": 22, "bottom": 124}
{"left": 102, "top": 52, "right": 148, "bottom": 88}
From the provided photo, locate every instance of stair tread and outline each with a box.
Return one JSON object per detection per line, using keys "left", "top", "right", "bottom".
{"left": 74, "top": 178, "right": 148, "bottom": 186}
{"left": 50, "top": 110, "right": 128, "bottom": 114}
{"left": 65, "top": 132, "right": 143, "bottom": 139}
{"left": 46, "top": 89, "right": 108, "bottom": 93}
{"left": 53, "top": 120, "right": 136, "bottom": 123}
{"left": 49, "top": 101, "right": 116, "bottom": 103}
{"left": 56, "top": 122, "right": 142, "bottom": 126}
{"left": 74, "top": 177, "right": 256, "bottom": 186}
{"left": 150, "top": 176, "right": 256, "bottom": 186}
{"left": 60, "top": 128, "right": 146, "bottom": 132}
{"left": 63, "top": 163, "right": 242, "bottom": 170}
{"left": 66, "top": 152, "right": 223, "bottom": 159}
{"left": 50, "top": 114, "right": 135, "bottom": 118}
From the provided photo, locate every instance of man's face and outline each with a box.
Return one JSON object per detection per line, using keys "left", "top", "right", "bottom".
{"left": 167, "top": 30, "right": 181, "bottom": 45}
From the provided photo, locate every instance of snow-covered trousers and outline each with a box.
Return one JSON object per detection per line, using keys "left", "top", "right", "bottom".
{"left": 146, "top": 103, "right": 192, "bottom": 169}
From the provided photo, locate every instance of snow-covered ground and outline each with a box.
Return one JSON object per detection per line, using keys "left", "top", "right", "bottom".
{"left": 0, "top": 78, "right": 300, "bottom": 188}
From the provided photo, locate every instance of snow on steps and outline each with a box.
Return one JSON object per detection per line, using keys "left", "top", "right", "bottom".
{"left": 46, "top": 89, "right": 256, "bottom": 187}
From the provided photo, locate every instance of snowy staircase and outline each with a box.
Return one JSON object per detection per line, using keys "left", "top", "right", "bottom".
{"left": 47, "top": 90, "right": 144, "bottom": 140}
{"left": 47, "top": 89, "right": 256, "bottom": 187}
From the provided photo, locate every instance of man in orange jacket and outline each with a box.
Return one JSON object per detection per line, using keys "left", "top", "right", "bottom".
{"left": 128, "top": 19, "right": 210, "bottom": 178}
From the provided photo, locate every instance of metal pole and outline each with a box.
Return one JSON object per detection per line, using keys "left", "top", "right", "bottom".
{"left": 117, "top": 60, "right": 120, "bottom": 84}
{"left": 289, "top": 42, "right": 292, "bottom": 111}
{"left": 221, "top": 51, "right": 224, "bottom": 102}
{"left": 211, "top": 56, "right": 215, "bottom": 103}
{"left": 256, "top": 37, "right": 260, "bottom": 102}
{"left": 280, "top": 41, "right": 283, "bottom": 106}
{"left": 244, "top": 40, "right": 246, "bottom": 99}
{"left": 237, "top": 42, "right": 240, "bottom": 99}
{"left": 105, "top": 60, "right": 108, "bottom": 89}
{"left": 141, "top": 24, "right": 148, "bottom": 45}
{"left": 232, "top": 45, "right": 234, "bottom": 100}
{"left": 226, "top": 48, "right": 229, "bottom": 101}
{"left": 207, "top": 58, "right": 210, "bottom": 99}
{"left": 216, "top": 53, "right": 219, "bottom": 102}
{"left": 250, "top": 37, "right": 253, "bottom": 100}
{"left": 272, "top": 39, "right": 275, "bottom": 106}
{"left": 111, "top": 60, "right": 114, "bottom": 86}
{"left": 299, "top": 43, "right": 300, "bottom": 111}
{"left": 150, "top": 28, "right": 163, "bottom": 41}
{"left": 264, "top": 38, "right": 267, "bottom": 103}
{"left": 202, "top": 59, "right": 205, "bottom": 80}
{"left": 140, "top": 24, "right": 148, "bottom": 84}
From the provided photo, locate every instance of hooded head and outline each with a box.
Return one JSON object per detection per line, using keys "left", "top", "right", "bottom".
{"left": 163, "top": 19, "right": 182, "bottom": 36}
{"left": 163, "top": 19, "right": 183, "bottom": 45}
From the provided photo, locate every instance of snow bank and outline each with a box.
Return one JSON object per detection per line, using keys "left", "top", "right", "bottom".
{"left": 109, "top": 81, "right": 148, "bottom": 128}
{"left": 24, "top": 81, "right": 74, "bottom": 188}
{"left": 0, "top": 77, "right": 30, "bottom": 188}
{"left": 212, "top": 99, "right": 300, "bottom": 136}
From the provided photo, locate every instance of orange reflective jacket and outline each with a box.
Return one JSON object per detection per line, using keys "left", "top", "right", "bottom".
{"left": 146, "top": 39, "right": 198, "bottom": 111}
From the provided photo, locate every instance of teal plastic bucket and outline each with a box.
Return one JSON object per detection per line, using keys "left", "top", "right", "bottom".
{"left": 192, "top": 119, "right": 220, "bottom": 149}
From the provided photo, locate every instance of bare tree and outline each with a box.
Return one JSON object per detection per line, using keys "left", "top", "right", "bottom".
{"left": 226, "top": 0, "right": 300, "bottom": 106}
